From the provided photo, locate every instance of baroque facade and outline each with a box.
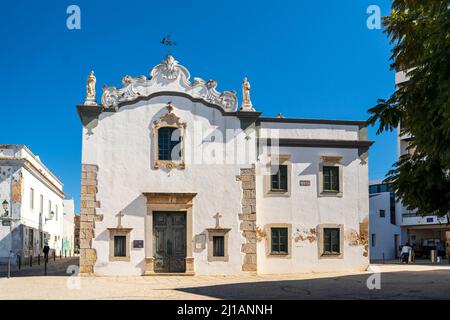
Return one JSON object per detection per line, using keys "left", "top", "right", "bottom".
{"left": 77, "top": 56, "right": 373, "bottom": 275}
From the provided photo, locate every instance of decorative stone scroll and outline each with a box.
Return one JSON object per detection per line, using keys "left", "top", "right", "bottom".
{"left": 100, "top": 55, "right": 239, "bottom": 112}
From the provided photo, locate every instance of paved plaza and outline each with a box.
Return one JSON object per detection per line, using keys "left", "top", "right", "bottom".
{"left": 0, "top": 258, "right": 449, "bottom": 299}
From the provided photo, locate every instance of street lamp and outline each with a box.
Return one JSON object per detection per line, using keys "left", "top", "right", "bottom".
{"left": 45, "top": 211, "right": 55, "bottom": 222}
{"left": 2, "top": 200, "right": 9, "bottom": 217}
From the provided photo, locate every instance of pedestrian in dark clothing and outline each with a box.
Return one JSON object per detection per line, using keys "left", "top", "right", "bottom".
{"left": 43, "top": 245, "right": 50, "bottom": 263}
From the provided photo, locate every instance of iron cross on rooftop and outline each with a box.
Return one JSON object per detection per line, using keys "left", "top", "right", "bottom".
{"left": 161, "top": 35, "right": 176, "bottom": 54}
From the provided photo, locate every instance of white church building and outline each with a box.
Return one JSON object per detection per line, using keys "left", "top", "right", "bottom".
{"left": 77, "top": 55, "right": 373, "bottom": 275}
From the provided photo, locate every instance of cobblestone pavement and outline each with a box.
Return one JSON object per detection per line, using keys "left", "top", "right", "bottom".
{"left": 0, "top": 260, "right": 449, "bottom": 300}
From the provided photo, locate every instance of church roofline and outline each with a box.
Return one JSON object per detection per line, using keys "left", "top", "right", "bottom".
{"left": 77, "top": 98, "right": 368, "bottom": 130}
{"left": 77, "top": 99, "right": 367, "bottom": 134}
{"left": 77, "top": 55, "right": 369, "bottom": 131}
{"left": 82, "top": 55, "right": 239, "bottom": 112}
{"left": 78, "top": 91, "right": 238, "bottom": 116}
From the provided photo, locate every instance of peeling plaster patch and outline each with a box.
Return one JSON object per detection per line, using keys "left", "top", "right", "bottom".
{"left": 359, "top": 217, "right": 369, "bottom": 257}
{"left": 345, "top": 229, "right": 360, "bottom": 246}
{"left": 255, "top": 226, "right": 266, "bottom": 241}
{"left": 344, "top": 218, "right": 369, "bottom": 257}
{"left": 294, "top": 227, "right": 317, "bottom": 243}
{"left": 11, "top": 173, "right": 23, "bottom": 203}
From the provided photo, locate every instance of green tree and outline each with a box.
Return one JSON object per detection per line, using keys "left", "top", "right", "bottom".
{"left": 367, "top": 1, "right": 450, "bottom": 219}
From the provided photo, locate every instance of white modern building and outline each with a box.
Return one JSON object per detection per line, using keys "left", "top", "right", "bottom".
{"left": 77, "top": 55, "right": 373, "bottom": 276}
{"left": 369, "top": 180, "right": 400, "bottom": 260}
{"left": 62, "top": 199, "right": 75, "bottom": 257}
{"left": 0, "top": 145, "right": 65, "bottom": 264}
{"left": 369, "top": 71, "right": 450, "bottom": 261}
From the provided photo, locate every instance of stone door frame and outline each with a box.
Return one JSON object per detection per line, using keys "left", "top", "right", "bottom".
{"left": 143, "top": 192, "right": 196, "bottom": 275}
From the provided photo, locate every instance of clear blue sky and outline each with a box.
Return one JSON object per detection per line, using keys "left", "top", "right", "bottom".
{"left": 0, "top": 1, "right": 396, "bottom": 213}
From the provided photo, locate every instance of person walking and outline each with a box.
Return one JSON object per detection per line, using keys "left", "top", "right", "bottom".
{"left": 42, "top": 240, "right": 50, "bottom": 263}
{"left": 400, "top": 243, "right": 412, "bottom": 264}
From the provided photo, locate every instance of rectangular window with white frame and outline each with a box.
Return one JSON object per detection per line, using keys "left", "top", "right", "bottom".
{"left": 318, "top": 224, "right": 344, "bottom": 259}
{"left": 265, "top": 155, "right": 291, "bottom": 197}
{"left": 108, "top": 227, "right": 132, "bottom": 262}
{"left": 318, "top": 156, "right": 343, "bottom": 197}
{"left": 207, "top": 228, "right": 231, "bottom": 262}
{"left": 265, "top": 223, "right": 292, "bottom": 258}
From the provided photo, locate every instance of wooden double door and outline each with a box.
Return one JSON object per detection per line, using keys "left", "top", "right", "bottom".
{"left": 153, "top": 212, "right": 186, "bottom": 273}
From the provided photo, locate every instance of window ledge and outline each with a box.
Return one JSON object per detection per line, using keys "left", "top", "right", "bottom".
{"left": 319, "top": 191, "right": 343, "bottom": 198}
{"left": 265, "top": 190, "right": 290, "bottom": 198}
{"left": 267, "top": 253, "right": 291, "bottom": 259}
{"left": 320, "top": 253, "right": 343, "bottom": 259}
{"left": 209, "top": 256, "right": 229, "bottom": 262}
{"left": 109, "top": 256, "right": 131, "bottom": 262}
{"left": 154, "top": 160, "right": 185, "bottom": 170}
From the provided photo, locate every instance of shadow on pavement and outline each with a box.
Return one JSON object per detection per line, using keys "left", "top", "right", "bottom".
{"left": 175, "top": 269, "right": 450, "bottom": 300}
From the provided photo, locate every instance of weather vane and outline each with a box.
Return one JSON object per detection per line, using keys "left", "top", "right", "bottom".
{"left": 161, "top": 34, "right": 176, "bottom": 54}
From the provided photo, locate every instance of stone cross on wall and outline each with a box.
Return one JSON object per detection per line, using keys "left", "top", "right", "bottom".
{"left": 213, "top": 212, "right": 222, "bottom": 228}
{"left": 116, "top": 211, "right": 124, "bottom": 228}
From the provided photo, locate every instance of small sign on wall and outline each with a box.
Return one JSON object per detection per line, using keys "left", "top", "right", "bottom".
{"left": 299, "top": 180, "right": 311, "bottom": 187}
{"left": 194, "top": 234, "right": 206, "bottom": 250}
{"left": 133, "top": 240, "right": 144, "bottom": 249}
